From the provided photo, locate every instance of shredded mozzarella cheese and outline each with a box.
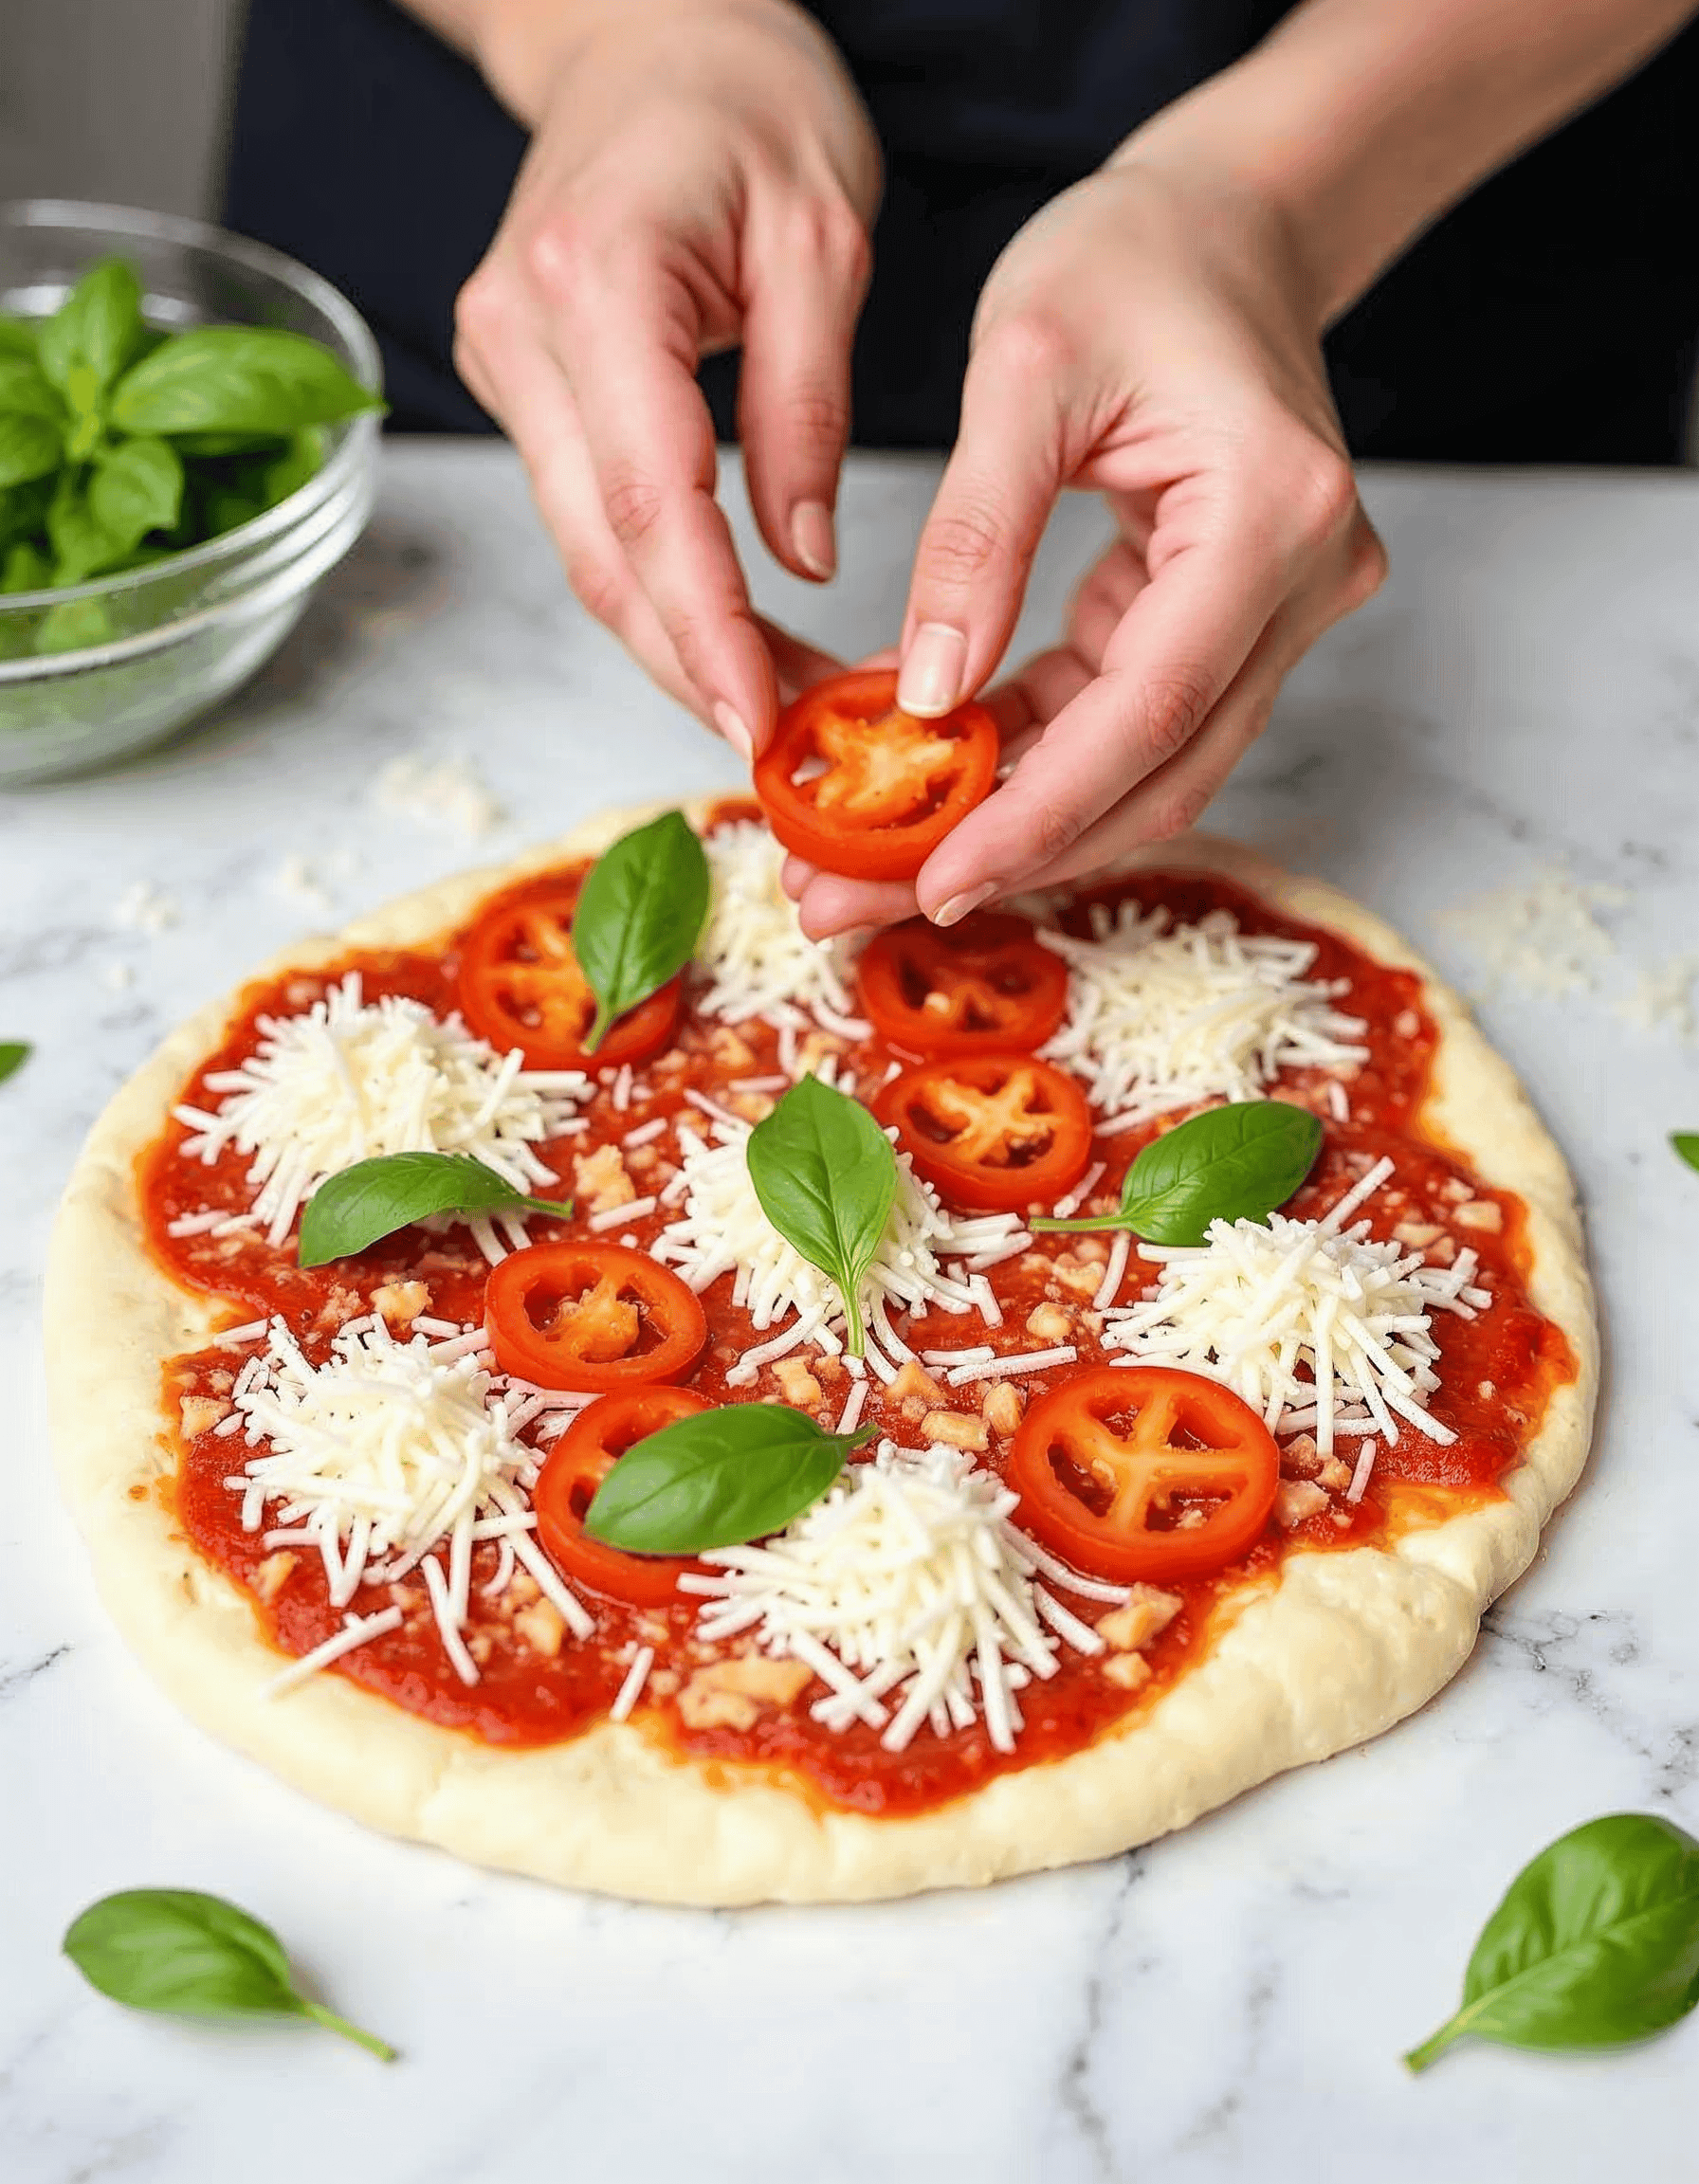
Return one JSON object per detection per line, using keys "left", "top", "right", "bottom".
{"left": 694, "top": 819, "right": 860, "bottom": 1025}
{"left": 1102, "top": 1156, "right": 1489, "bottom": 1455}
{"left": 1040, "top": 902, "right": 1367, "bottom": 1123}
{"left": 174, "top": 974, "right": 585, "bottom": 1247}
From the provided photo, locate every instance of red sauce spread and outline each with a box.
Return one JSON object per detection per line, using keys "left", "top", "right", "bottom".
{"left": 146, "top": 816, "right": 1575, "bottom": 1816}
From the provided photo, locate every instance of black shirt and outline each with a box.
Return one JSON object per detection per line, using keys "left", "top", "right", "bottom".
{"left": 226, "top": 0, "right": 1699, "bottom": 462}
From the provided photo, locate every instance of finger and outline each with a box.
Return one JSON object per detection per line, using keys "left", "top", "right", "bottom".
{"left": 542, "top": 246, "right": 778, "bottom": 754}
{"left": 895, "top": 322, "right": 1070, "bottom": 718}
{"left": 738, "top": 199, "right": 868, "bottom": 583}
{"left": 795, "top": 872, "right": 918, "bottom": 939}
{"left": 456, "top": 289, "right": 715, "bottom": 726}
{"left": 1066, "top": 537, "right": 1148, "bottom": 671}
{"left": 913, "top": 511, "right": 1289, "bottom": 918}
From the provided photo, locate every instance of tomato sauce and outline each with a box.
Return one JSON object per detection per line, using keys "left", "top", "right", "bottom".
{"left": 148, "top": 822, "right": 1575, "bottom": 1816}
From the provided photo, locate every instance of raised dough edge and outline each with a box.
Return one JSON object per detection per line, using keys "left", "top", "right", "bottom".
{"left": 43, "top": 818, "right": 1598, "bottom": 1905}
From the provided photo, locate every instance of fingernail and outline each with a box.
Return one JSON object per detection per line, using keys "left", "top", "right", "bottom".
{"left": 898, "top": 623, "right": 967, "bottom": 718}
{"left": 713, "top": 701, "right": 752, "bottom": 762}
{"left": 929, "top": 882, "right": 996, "bottom": 929}
{"left": 791, "top": 500, "right": 836, "bottom": 581}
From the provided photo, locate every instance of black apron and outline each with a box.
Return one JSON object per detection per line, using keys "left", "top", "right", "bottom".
{"left": 226, "top": 0, "right": 1699, "bottom": 462}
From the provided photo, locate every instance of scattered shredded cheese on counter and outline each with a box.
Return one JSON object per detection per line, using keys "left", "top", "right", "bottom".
{"left": 684, "top": 1441, "right": 1109, "bottom": 1754}
{"left": 694, "top": 819, "right": 860, "bottom": 1025}
{"left": 226, "top": 1314, "right": 591, "bottom": 1688}
{"left": 174, "top": 974, "right": 586, "bottom": 1247}
{"left": 1039, "top": 903, "right": 1367, "bottom": 1123}
{"left": 1103, "top": 1157, "right": 1489, "bottom": 1458}
{"left": 1436, "top": 864, "right": 1628, "bottom": 999}
{"left": 652, "top": 1113, "right": 1026, "bottom": 1377}
{"left": 375, "top": 750, "right": 506, "bottom": 838}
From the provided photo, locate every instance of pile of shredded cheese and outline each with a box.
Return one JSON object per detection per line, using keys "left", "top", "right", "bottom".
{"left": 222, "top": 1313, "right": 591, "bottom": 1690}
{"left": 1103, "top": 1157, "right": 1489, "bottom": 1490}
{"left": 1039, "top": 902, "right": 1367, "bottom": 1126}
{"left": 694, "top": 819, "right": 862, "bottom": 1029}
{"left": 174, "top": 974, "right": 586, "bottom": 1251}
{"left": 683, "top": 1441, "right": 1126, "bottom": 1753}
{"left": 652, "top": 1112, "right": 1026, "bottom": 1381}
{"left": 1436, "top": 864, "right": 1628, "bottom": 999}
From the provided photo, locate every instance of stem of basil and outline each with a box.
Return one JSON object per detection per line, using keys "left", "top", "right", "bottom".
{"left": 300, "top": 1999, "right": 398, "bottom": 2062}
{"left": 581, "top": 1001, "right": 613, "bottom": 1058}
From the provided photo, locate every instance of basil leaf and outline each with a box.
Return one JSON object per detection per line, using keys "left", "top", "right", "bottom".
{"left": 1406, "top": 1813, "right": 1699, "bottom": 2071}
{"left": 0, "top": 541, "right": 50, "bottom": 595}
{"left": 585, "top": 1403, "right": 872, "bottom": 1554}
{"left": 37, "top": 259, "right": 147, "bottom": 398}
{"left": 297, "top": 1150, "right": 573, "bottom": 1267}
{"left": 1032, "top": 1100, "right": 1323, "bottom": 1246}
{"left": 110, "top": 326, "right": 381, "bottom": 438}
{"left": 0, "top": 316, "right": 38, "bottom": 360}
{"left": 261, "top": 427, "right": 325, "bottom": 507}
{"left": 0, "top": 355, "right": 63, "bottom": 423}
{"left": 0, "top": 412, "right": 62, "bottom": 490}
{"left": 64, "top": 1888, "right": 394, "bottom": 2060}
{"left": 90, "top": 435, "right": 184, "bottom": 550}
{"left": 1672, "top": 1133, "right": 1699, "bottom": 1174}
{"left": 0, "top": 1042, "right": 29, "bottom": 1083}
{"left": 35, "top": 595, "right": 114, "bottom": 655}
{"left": 571, "top": 810, "right": 710, "bottom": 1053}
{"left": 746, "top": 1075, "right": 898, "bottom": 1359}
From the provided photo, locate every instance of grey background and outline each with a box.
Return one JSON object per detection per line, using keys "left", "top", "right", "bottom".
{"left": 0, "top": 0, "right": 246, "bottom": 221}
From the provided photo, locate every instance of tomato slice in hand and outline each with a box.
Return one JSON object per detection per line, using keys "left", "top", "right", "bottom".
{"left": 875, "top": 1052, "right": 1092, "bottom": 1212}
{"left": 857, "top": 913, "right": 1069, "bottom": 1057}
{"left": 457, "top": 885, "right": 681, "bottom": 1069}
{"left": 754, "top": 668, "right": 998, "bottom": 881}
{"left": 1010, "top": 1367, "right": 1279, "bottom": 1584}
{"left": 486, "top": 1241, "right": 707, "bottom": 1392}
{"left": 535, "top": 1387, "right": 709, "bottom": 1607}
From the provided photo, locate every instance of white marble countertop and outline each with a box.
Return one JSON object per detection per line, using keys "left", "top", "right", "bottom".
{"left": 5, "top": 445, "right": 1699, "bottom": 2184}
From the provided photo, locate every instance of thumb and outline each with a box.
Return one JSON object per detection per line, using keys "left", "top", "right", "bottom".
{"left": 896, "top": 324, "right": 1069, "bottom": 718}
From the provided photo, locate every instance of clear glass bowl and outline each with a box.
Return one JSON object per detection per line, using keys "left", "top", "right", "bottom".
{"left": 0, "top": 201, "right": 381, "bottom": 785}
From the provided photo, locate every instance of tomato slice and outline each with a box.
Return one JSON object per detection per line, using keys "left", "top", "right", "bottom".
{"left": 753, "top": 667, "right": 998, "bottom": 880}
{"left": 534, "top": 1386, "right": 709, "bottom": 1608}
{"left": 486, "top": 1241, "right": 707, "bottom": 1392}
{"left": 875, "top": 1052, "right": 1092, "bottom": 1212}
{"left": 857, "top": 913, "right": 1069, "bottom": 1057}
{"left": 457, "top": 885, "right": 681, "bottom": 1069}
{"left": 1009, "top": 1367, "right": 1280, "bottom": 1584}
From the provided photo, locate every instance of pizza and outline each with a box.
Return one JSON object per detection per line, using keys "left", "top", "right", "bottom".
{"left": 45, "top": 796, "right": 1596, "bottom": 1905}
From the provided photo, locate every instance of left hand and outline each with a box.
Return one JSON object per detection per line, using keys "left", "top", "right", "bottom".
{"left": 787, "top": 155, "right": 1387, "bottom": 938}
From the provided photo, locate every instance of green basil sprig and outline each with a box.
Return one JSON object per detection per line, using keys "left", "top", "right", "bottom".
{"left": 1032, "top": 1100, "right": 1323, "bottom": 1247}
{"left": 0, "top": 1041, "right": 30, "bottom": 1083}
{"left": 1672, "top": 1133, "right": 1699, "bottom": 1174}
{"left": 1406, "top": 1813, "right": 1699, "bottom": 2072}
{"left": 571, "top": 809, "right": 710, "bottom": 1053}
{"left": 36, "top": 259, "right": 149, "bottom": 409}
{"left": 108, "top": 325, "right": 379, "bottom": 438}
{"left": 586, "top": 1402, "right": 873, "bottom": 1555}
{"left": 298, "top": 1151, "right": 572, "bottom": 1267}
{"left": 746, "top": 1075, "right": 898, "bottom": 1359}
{"left": 64, "top": 1888, "right": 394, "bottom": 2060}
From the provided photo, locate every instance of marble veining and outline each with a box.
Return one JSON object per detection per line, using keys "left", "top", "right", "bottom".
{"left": 4, "top": 447, "right": 1699, "bottom": 2182}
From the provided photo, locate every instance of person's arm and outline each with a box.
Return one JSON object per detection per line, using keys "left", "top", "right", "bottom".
{"left": 791, "top": 0, "right": 1696, "bottom": 935}
{"left": 393, "top": 0, "right": 880, "bottom": 750}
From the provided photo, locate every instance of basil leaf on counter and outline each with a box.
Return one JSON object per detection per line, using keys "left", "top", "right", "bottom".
{"left": 0, "top": 1042, "right": 30, "bottom": 1083}
{"left": 36, "top": 259, "right": 147, "bottom": 400}
{"left": 1672, "top": 1133, "right": 1699, "bottom": 1174}
{"left": 89, "top": 434, "right": 184, "bottom": 550}
{"left": 298, "top": 1151, "right": 573, "bottom": 1267}
{"left": 110, "top": 325, "right": 381, "bottom": 438}
{"left": 571, "top": 809, "right": 710, "bottom": 1054}
{"left": 64, "top": 1888, "right": 394, "bottom": 2060}
{"left": 1405, "top": 1813, "right": 1699, "bottom": 2072}
{"left": 746, "top": 1074, "right": 897, "bottom": 1359}
{"left": 1032, "top": 1100, "right": 1323, "bottom": 1247}
{"left": 585, "top": 1402, "right": 873, "bottom": 1554}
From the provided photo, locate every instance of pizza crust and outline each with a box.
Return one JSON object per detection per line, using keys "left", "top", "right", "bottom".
{"left": 45, "top": 818, "right": 1597, "bottom": 1904}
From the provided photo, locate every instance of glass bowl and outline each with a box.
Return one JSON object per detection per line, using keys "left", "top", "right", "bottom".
{"left": 0, "top": 200, "right": 381, "bottom": 785}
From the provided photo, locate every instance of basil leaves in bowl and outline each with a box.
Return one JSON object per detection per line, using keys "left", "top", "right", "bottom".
{"left": 0, "top": 200, "right": 384, "bottom": 784}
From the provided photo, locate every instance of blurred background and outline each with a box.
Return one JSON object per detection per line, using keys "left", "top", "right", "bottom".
{"left": 1, "top": 1, "right": 243, "bottom": 223}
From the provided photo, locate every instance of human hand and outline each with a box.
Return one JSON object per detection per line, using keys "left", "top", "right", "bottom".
{"left": 453, "top": 0, "right": 880, "bottom": 751}
{"left": 789, "top": 156, "right": 1385, "bottom": 938}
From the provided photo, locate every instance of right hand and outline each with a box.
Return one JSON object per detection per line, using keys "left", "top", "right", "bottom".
{"left": 453, "top": 0, "right": 881, "bottom": 755}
